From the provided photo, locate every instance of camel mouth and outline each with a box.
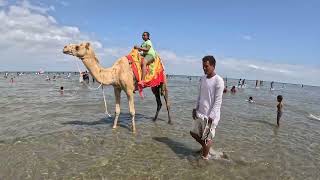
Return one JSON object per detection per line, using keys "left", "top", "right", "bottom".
{"left": 63, "top": 49, "right": 73, "bottom": 55}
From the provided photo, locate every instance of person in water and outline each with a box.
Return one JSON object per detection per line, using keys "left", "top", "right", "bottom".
{"left": 191, "top": 55, "right": 224, "bottom": 160}
{"left": 241, "top": 79, "right": 246, "bottom": 88}
{"left": 270, "top": 81, "right": 274, "bottom": 90}
{"left": 223, "top": 85, "right": 228, "bottom": 93}
{"left": 230, "top": 86, "right": 236, "bottom": 93}
{"left": 134, "top": 32, "right": 157, "bottom": 86}
{"left": 276, "top": 95, "right": 283, "bottom": 127}
{"left": 238, "top": 79, "right": 242, "bottom": 87}
{"left": 248, "top": 96, "right": 254, "bottom": 103}
{"left": 59, "top": 86, "right": 64, "bottom": 95}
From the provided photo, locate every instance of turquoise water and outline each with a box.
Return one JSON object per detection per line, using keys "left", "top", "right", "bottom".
{"left": 0, "top": 73, "right": 320, "bottom": 179}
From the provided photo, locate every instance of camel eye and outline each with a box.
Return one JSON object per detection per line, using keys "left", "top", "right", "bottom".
{"left": 75, "top": 46, "right": 79, "bottom": 51}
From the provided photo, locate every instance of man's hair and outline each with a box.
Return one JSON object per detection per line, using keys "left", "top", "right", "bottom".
{"left": 143, "top": 32, "right": 150, "bottom": 39}
{"left": 202, "top": 55, "right": 216, "bottom": 67}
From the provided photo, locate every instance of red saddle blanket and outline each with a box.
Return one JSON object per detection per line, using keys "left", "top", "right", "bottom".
{"left": 126, "top": 49, "right": 165, "bottom": 97}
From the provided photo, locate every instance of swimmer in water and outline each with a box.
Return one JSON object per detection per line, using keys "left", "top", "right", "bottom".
{"left": 60, "top": 86, "right": 64, "bottom": 95}
{"left": 230, "top": 86, "right": 236, "bottom": 93}
{"left": 247, "top": 96, "right": 254, "bottom": 103}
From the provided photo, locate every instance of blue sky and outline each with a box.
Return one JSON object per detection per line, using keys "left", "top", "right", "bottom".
{"left": 0, "top": 0, "right": 319, "bottom": 85}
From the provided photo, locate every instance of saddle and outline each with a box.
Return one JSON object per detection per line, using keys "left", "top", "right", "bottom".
{"left": 126, "top": 49, "right": 166, "bottom": 97}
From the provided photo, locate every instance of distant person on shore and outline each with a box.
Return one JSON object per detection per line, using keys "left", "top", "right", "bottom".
{"left": 191, "top": 55, "right": 224, "bottom": 160}
{"left": 60, "top": 86, "right": 64, "bottom": 95}
{"left": 276, "top": 95, "right": 283, "bottom": 127}
{"left": 10, "top": 77, "right": 14, "bottom": 83}
{"left": 231, "top": 86, "right": 236, "bottom": 93}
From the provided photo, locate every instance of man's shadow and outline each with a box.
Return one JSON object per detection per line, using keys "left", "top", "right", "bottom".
{"left": 153, "top": 137, "right": 195, "bottom": 158}
{"left": 62, "top": 113, "right": 153, "bottom": 131}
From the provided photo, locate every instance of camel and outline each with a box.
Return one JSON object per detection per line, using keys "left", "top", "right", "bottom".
{"left": 63, "top": 42, "right": 172, "bottom": 133}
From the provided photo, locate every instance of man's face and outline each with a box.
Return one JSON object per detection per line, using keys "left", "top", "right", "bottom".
{"left": 202, "top": 60, "right": 214, "bottom": 75}
{"left": 142, "top": 33, "right": 148, "bottom": 41}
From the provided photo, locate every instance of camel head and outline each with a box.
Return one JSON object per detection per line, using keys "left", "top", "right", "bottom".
{"left": 63, "top": 42, "right": 93, "bottom": 59}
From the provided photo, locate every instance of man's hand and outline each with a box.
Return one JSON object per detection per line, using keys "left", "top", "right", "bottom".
{"left": 192, "top": 109, "right": 197, "bottom": 120}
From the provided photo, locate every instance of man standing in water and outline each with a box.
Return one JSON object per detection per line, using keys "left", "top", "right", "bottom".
{"left": 191, "top": 55, "right": 224, "bottom": 160}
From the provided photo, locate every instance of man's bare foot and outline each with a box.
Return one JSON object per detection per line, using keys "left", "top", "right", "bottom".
{"left": 201, "top": 154, "right": 211, "bottom": 160}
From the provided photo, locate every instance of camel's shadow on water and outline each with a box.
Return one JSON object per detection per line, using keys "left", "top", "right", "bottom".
{"left": 61, "top": 113, "right": 154, "bottom": 130}
{"left": 153, "top": 137, "right": 195, "bottom": 158}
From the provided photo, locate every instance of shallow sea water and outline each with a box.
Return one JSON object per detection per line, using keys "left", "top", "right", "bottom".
{"left": 1, "top": 73, "right": 320, "bottom": 179}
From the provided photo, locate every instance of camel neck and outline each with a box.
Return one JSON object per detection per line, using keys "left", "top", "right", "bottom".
{"left": 81, "top": 55, "right": 115, "bottom": 85}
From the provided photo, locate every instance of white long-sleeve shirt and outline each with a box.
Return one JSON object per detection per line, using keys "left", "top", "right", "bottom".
{"left": 195, "top": 74, "right": 224, "bottom": 129}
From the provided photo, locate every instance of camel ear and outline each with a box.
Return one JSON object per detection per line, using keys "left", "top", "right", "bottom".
{"left": 85, "top": 42, "right": 90, "bottom": 49}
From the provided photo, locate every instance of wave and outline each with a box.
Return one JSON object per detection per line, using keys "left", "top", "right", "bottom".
{"left": 308, "top": 114, "right": 320, "bottom": 121}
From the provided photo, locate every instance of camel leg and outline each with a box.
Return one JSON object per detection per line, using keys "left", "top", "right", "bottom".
{"left": 113, "top": 87, "right": 121, "bottom": 129}
{"left": 126, "top": 90, "right": 136, "bottom": 133}
{"left": 163, "top": 87, "right": 172, "bottom": 124}
{"left": 152, "top": 86, "right": 162, "bottom": 121}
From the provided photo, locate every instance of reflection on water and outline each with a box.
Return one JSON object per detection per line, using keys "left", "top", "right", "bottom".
{"left": 0, "top": 73, "right": 320, "bottom": 179}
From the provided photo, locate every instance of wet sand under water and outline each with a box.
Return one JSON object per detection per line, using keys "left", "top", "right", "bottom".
{"left": 1, "top": 74, "right": 320, "bottom": 179}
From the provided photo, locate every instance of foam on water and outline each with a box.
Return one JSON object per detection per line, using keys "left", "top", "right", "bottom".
{"left": 308, "top": 114, "right": 320, "bottom": 121}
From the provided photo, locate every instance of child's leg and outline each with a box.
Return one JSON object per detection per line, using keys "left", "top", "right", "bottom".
{"left": 141, "top": 61, "right": 147, "bottom": 81}
{"left": 277, "top": 111, "right": 281, "bottom": 126}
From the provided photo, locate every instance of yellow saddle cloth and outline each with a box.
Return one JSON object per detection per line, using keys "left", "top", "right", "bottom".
{"left": 126, "top": 49, "right": 165, "bottom": 88}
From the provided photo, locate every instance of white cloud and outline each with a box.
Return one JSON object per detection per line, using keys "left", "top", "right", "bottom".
{"left": 242, "top": 35, "right": 253, "bottom": 41}
{"left": 58, "top": 0, "right": 68, "bottom": 7}
{"left": 0, "top": 1, "right": 104, "bottom": 71}
{"left": 19, "top": 0, "right": 54, "bottom": 14}
{"left": 153, "top": 50, "right": 320, "bottom": 86}
{"left": 0, "top": 0, "right": 7, "bottom": 7}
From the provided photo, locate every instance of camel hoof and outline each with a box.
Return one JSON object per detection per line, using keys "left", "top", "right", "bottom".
{"left": 153, "top": 118, "right": 157, "bottom": 122}
{"left": 112, "top": 126, "right": 117, "bottom": 129}
{"left": 168, "top": 121, "right": 173, "bottom": 125}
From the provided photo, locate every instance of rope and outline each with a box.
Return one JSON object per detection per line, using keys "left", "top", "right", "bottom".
{"left": 74, "top": 60, "right": 111, "bottom": 117}
{"left": 82, "top": 81, "right": 102, "bottom": 90}
{"left": 102, "top": 85, "right": 111, "bottom": 117}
